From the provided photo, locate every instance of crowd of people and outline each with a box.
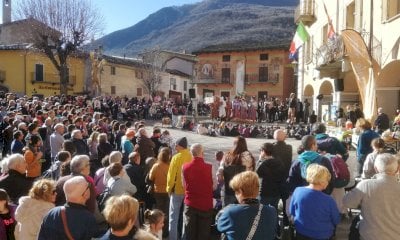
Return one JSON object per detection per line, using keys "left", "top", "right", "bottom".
{"left": 0, "top": 91, "right": 398, "bottom": 240}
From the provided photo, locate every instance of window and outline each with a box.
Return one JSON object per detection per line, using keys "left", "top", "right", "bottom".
{"left": 221, "top": 68, "right": 230, "bottom": 83}
{"left": 35, "top": 64, "right": 44, "bottom": 81}
{"left": 387, "top": 0, "right": 400, "bottom": 19}
{"left": 170, "top": 78, "right": 176, "bottom": 90}
{"left": 259, "top": 67, "right": 268, "bottom": 82}
{"left": 260, "top": 54, "right": 269, "bottom": 61}
{"left": 222, "top": 55, "right": 230, "bottom": 62}
{"left": 305, "top": 36, "right": 313, "bottom": 63}
{"left": 135, "top": 70, "right": 143, "bottom": 79}
{"left": 111, "top": 66, "right": 116, "bottom": 75}
{"left": 183, "top": 81, "right": 187, "bottom": 91}
{"left": 137, "top": 88, "right": 142, "bottom": 96}
{"left": 111, "top": 86, "right": 116, "bottom": 95}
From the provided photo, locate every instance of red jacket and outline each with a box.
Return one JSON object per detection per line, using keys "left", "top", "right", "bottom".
{"left": 183, "top": 157, "right": 213, "bottom": 211}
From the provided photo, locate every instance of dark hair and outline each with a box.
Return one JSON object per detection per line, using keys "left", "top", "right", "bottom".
{"left": 312, "top": 123, "right": 326, "bottom": 134}
{"left": 13, "top": 130, "right": 23, "bottom": 139}
{"left": 57, "top": 151, "right": 71, "bottom": 162}
{"left": 28, "top": 135, "right": 41, "bottom": 152}
{"left": 28, "top": 123, "right": 37, "bottom": 132}
{"left": 62, "top": 140, "right": 76, "bottom": 156}
{"left": 144, "top": 209, "right": 164, "bottom": 225}
{"left": 301, "top": 135, "right": 316, "bottom": 151}
{"left": 215, "top": 151, "right": 224, "bottom": 161}
{"left": 67, "top": 124, "right": 76, "bottom": 133}
{"left": 60, "top": 161, "right": 71, "bottom": 176}
{"left": 0, "top": 189, "right": 10, "bottom": 202}
{"left": 153, "top": 127, "right": 161, "bottom": 134}
{"left": 232, "top": 136, "right": 248, "bottom": 155}
{"left": 260, "top": 143, "right": 274, "bottom": 156}
{"left": 108, "top": 162, "right": 123, "bottom": 177}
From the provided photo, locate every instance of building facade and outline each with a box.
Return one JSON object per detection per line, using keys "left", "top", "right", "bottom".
{"left": 192, "top": 44, "right": 294, "bottom": 102}
{"left": 0, "top": 44, "right": 87, "bottom": 97}
{"left": 295, "top": 0, "right": 400, "bottom": 121}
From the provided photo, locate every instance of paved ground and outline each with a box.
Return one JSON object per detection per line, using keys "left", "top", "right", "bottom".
{"left": 147, "top": 121, "right": 354, "bottom": 240}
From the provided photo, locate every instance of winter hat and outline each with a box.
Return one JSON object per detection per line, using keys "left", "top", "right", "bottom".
{"left": 176, "top": 137, "right": 188, "bottom": 148}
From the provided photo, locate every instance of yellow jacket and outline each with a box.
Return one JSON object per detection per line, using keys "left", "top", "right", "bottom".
{"left": 166, "top": 148, "right": 192, "bottom": 195}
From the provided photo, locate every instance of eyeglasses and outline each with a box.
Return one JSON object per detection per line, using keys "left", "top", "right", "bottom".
{"left": 81, "top": 183, "right": 91, "bottom": 197}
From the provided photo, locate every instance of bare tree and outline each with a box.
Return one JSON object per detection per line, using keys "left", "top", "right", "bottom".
{"left": 15, "top": 0, "right": 104, "bottom": 95}
{"left": 139, "top": 48, "right": 164, "bottom": 97}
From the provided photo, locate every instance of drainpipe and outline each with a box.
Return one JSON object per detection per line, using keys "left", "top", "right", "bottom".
{"left": 24, "top": 49, "right": 27, "bottom": 95}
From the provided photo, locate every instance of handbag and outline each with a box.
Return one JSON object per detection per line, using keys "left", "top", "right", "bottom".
{"left": 246, "top": 204, "right": 263, "bottom": 240}
{"left": 60, "top": 207, "right": 74, "bottom": 240}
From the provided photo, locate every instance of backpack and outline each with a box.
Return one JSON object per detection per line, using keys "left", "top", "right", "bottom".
{"left": 316, "top": 136, "right": 336, "bottom": 153}
{"left": 326, "top": 154, "right": 350, "bottom": 188}
{"left": 97, "top": 178, "right": 120, "bottom": 211}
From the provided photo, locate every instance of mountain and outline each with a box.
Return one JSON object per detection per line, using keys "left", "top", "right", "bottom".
{"left": 93, "top": 0, "right": 297, "bottom": 56}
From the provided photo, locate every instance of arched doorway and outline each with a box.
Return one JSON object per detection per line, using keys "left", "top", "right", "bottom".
{"left": 376, "top": 60, "right": 400, "bottom": 116}
{"left": 303, "top": 84, "right": 315, "bottom": 118}
{"left": 318, "top": 81, "right": 334, "bottom": 121}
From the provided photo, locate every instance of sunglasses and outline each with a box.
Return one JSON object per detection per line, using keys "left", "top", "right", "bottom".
{"left": 81, "top": 182, "right": 91, "bottom": 197}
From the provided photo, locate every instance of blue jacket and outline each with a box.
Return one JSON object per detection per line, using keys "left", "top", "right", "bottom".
{"left": 290, "top": 187, "right": 340, "bottom": 239}
{"left": 38, "top": 203, "right": 98, "bottom": 240}
{"left": 357, "top": 129, "right": 380, "bottom": 161}
{"left": 217, "top": 203, "right": 276, "bottom": 240}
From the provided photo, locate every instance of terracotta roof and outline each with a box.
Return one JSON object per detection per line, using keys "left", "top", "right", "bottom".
{"left": 165, "top": 69, "right": 191, "bottom": 78}
{"left": 192, "top": 42, "right": 290, "bottom": 54}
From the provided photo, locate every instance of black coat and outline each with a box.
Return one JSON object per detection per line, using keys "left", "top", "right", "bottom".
{"left": 0, "top": 169, "right": 32, "bottom": 204}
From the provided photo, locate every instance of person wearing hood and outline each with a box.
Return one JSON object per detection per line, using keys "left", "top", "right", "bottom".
{"left": 287, "top": 135, "right": 335, "bottom": 195}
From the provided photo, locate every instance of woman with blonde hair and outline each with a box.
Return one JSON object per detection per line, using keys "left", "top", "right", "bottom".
{"left": 217, "top": 171, "right": 277, "bottom": 239}
{"left": 99, "top": 195, "right": 156, "bottom": 239}
{"left": 14, "top": 179, "right": 56, "bottom": 240}
{"left": 290, "top": 164, "right": 340, "bottom": 240}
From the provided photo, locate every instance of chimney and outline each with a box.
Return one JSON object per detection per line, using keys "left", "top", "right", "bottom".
{"left": 3, "top": 0, "right": 11, "bottom": 24}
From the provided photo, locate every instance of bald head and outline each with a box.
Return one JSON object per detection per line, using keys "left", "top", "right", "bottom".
{"left": 63, "top": 176, "right": 89, "bottom": 204}
{"left": 274, "top": 129, "right": 286, "bottom": 142}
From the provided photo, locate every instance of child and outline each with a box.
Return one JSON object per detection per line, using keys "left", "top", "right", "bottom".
{"left": 144, "top": 209, "right": 165, "bottom": 239}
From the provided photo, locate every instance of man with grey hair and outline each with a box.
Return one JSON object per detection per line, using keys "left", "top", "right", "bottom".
{"left": 55, "top": 155, "right": 96, "bottom": 213}
{"left": 343, "top": 153, "right": 400, "bottom": 240}
{"left": 182, "top": 143, "right": 214, "bottom": 240}
{"left": 50, "top": 123, "right": 65, "bottom": 161}
{"left": 71, "top": 129, "right": 89, "bottom": 155}
{"left": 0, "top": 153, "right": 31, "bottom": 204}
{"left": 38, "top": 176, "right": 98, "bottom": 239}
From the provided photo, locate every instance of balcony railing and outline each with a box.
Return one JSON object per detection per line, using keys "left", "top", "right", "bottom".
{"left": 294, "top": 0, "right": 316, "bottom": 25}
{"left": 245, "top": 74, "right": 279, "bottom": 84}
{"left": 193, "top": 73, "right": 235, "bottom": 84}
{"left": 315, "top": 36, "right": 345, "bottom": 69}
{"left": 30, "top": 72, "right": 76, "bottom": 85}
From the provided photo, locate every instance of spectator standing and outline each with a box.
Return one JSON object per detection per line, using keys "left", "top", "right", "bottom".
{"left": 166, "top": 137, "right": 192, "bottom": 240}
{"left": 14, "top": 179, "right": 56, "bottom": 240}
{"left": 11, "top": 131, "right": 24, "bottom": 155}
{"left": 362, "top": 138, "right": 385, "bottom": 179}
{"left": 0, "top": 189, "right": 16, "bottom": 240}
{"left": 374, "top": 107, "right": 390, "bottom": 134}
{"left": 0, "top": 154, "right": 31, "bottom": 204}
{"left": 49, "top": 123, "right": 65, "bottom": 162}
{"left": 313, "top": 123, "right": 349, "bottom": 160}
{"left": 149, "top": 147, "right": 171, "bottom": 237}
{"left": 121, "top": 128, "right": 135, "bottom": 165}
{"left": 38, "top": 176, "right": 98, "bottom": 240}
{"left": 182, "top": 143, "right": 214, "bottom": 240}
{"left": 356, "top": 119, "right": 380, "bottom": 177}
{"left": 71, "top": 130, "right": 89, "bottom": 156}
{"left": 96, "top": 133, "right": 113, "bottom": 171}
{"left": 136, "top": 128, "right": 155, "bottom": 165}
{"left": 24, "top": 135, "right": 43, "bottom": 179}
{"left": 107, "top": 162, "right": 137, "bottom": 197}
{"left": 124, "top": 152, "right": 146, "bottom": 204}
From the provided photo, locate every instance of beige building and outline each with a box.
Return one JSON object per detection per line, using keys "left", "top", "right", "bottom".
{"left": 96, "top": 55, "right": 146, "bottom": 98}
{"left": 295, "top": 0, "right": 400, "bottom": 121}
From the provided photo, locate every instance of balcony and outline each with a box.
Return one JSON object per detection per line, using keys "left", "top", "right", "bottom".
{"left": 294, "top": 0, "right": 316, "bottom": 26}
{"left": 245, "top": 74, "right": 279, "bottom": 85}
{"left": 30, "top": 72, "right": 76, "bottom": 85}
{"left": 315, "top": 36, "right": 345, "bottom": 78}
{"left": 193, "top": 73, "right": 235, "bottom": 84}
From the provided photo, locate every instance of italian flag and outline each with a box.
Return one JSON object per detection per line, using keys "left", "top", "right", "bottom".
{"left": 289, "top": 21, "right": 309, "bottom": 59}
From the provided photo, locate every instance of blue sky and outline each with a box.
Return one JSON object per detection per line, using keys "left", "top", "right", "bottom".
{"left": 1, "top": 0, "right": 200, "bottom": 35}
